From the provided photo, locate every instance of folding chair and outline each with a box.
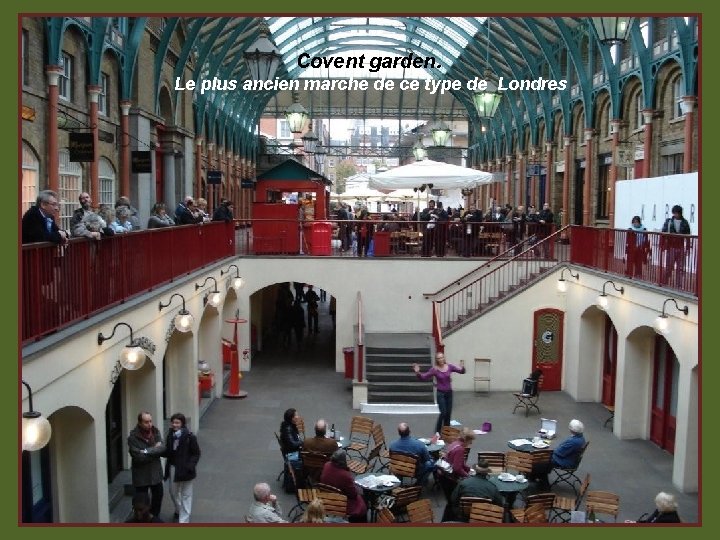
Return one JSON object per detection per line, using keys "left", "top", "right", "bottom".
{"left": 505, "top": 450, "right": 533, "bottom": 476}
{"left": 286, "top": 466, "right": 319, "bottom": 522}
{"left": 459, "top": 497, "right": 492, "bottom": 521}
{"left": 512, "top": 375, "right": 543, "bottom": 416}
{"left": 440, "top": 426, "right": 461, "bottom": 444}
{"left": 317, "top": 491, "right": 348, "bottom": 519}
{"left": 371, "top": 423, "right": 390, "bottom": 470}
{"left": 348, "top": 443, "right": 382, "bottom": 475}
{"left": 477, "top": 451, "right": 506, "bottom": 474}
{"left": 390, "top": 485, "right": 422, "bottom": 522}
{"left": 346, "top": 416, "right": 374, "bottom": 459}
{"left": 388, "top": 450, "right": 418, "bottom": 486}
{"left": 274, "top": 432, "right": 290, "bottom": 483}
{"left": 376, "top": 506, "right": 396, "bottom": 523}
{"left": 468, "top": 502, "right": 505, "bottom": 524}
{"left": 511, "top": 493, "right": 555, "bottom": 522}
{"left": 551, "top": 473, "right": 591, "bottom": 523}
{"left": 407, "top": 499, "right": 434, "bottom": 523}
{"left": 300, "top": 451, "right": 331, "bottom": 487}
{"left": 585, "top": 490, "right": 620, "bottom": 522}
{"left": 551, "top": 441, "right": 590, "bottom": 496}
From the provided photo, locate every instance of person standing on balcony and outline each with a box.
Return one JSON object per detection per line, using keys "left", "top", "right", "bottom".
{"left": 175, "top": 196, "right": 202, "bottom": 225}
{"left": 22, "top": 190, "right": 69, "bottom": 245}
{"left": 535, "top": 203, "right": 555, "bottom": 258}
{"left": 164, "top": 412, "right": 201, "bottom": 523}
{"left": 115, "top": 196, "right": 141, "bottom": 230}
{"left": 147, "top": 202, "right": 176, "bottom": 228}
{"left": 661, "top": 205, "right": 691, "bottom": 288}
{"left": 212, "top": 198, "right": 234, "bottom": 222}
{"left": 626, "top": 216, "right": 650, "bottom": 278}
{"left": 128, "top": 412, "right": 166, "bottom": 520}
{"left": 413, "top": 353, "right": 465, "bottom": 434}
{"left": 69, "top": 192, "right": 93, "bottom": 231}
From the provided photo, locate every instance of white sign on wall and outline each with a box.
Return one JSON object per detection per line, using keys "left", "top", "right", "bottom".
{"left": 614, "top": 172, "right": 698, "bottom": 235}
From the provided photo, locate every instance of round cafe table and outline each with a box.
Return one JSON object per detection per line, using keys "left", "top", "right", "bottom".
{"left": 354, "top": 472, "right": 401, "bottom": 522}
{"left": 507, "top": 437, "right": 552, "bottom": 453}
{"left": 489, "top": 473, "right": 530, "bottom": 522}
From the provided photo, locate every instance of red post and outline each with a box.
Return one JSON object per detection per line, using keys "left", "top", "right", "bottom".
{"left": 224, "top": 317, "right": 248, "bottom": 398}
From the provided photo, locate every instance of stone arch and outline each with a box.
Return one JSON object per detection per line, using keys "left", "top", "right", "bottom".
{"left": 158, "top": 84, "right": 174, "bottom": 126}
{"left": 620, "top": 75, "right": 643, "bottom": 131}
{"left": 655, "top": 59, "right": 684, "bottom": 121}
{"left": 574, "top": 303, "right": 614, "bottom": 401}
{"left": 594, "top": 89, "right": 612, "bottom": 140}
{"left": 47, "top": 405, "right": 99, "bottom": 522}
{"left": 620, "top": 324, "right": 657, "bottom": 439}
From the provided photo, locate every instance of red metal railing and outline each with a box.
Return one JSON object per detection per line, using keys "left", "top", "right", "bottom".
{"left": 21, "top": 222, "right": 235, "bottom": 344}
{"left": 356, "top": 291, "right": 364, "bottom": 383}
{"left": 432, "top": 301, "right": 445, "bottom": 354}
{"left": 569, "top": 226, "right": 698, "bottom": 296}
{"left": 434, "top": 227, "right": 570, "bottom": 332}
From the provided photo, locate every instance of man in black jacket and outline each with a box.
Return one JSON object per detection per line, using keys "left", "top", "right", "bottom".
{"left": 21, "top": 190, "right": 69, "bottom": 245}
{"left": 661, "top": 204, "right": 692, "bottom": 287}
{"left": 128, "top": 412, "right": 166, "bottom": 519}
{"left": 164, "top": 413, "right": 201, "bottom": 523}
{"left": 212, "top": 198, "right": 234, "bottom": 222}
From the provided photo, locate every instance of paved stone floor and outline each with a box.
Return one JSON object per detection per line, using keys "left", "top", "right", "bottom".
{"left": 115, "top": 303, "right": 699, "bottom": 525}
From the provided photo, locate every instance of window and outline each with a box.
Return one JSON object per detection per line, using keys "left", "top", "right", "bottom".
{"left": 278, "top": 120, "right": 291, "bottom": 139}
{"left": 58, "top": 149, "right": 82, "bottom": 231}
{"left": 59, "top": 53, "right": 73, "bottom": 101}
{"left": 22, "top": 141, "right": 39, "bottom": 212}
{"left": 672, "top": 77, "right": 684, "bottom": 119}
{"left": 98, "top": 73, "right": 109, "bottom": 116}
{"left": 660, "top": 154, "right": 683, "bottom": 176}
{"left": 640, "top": 19, "right": 650, "bottom": 48}
{"left": 596, "top": 157, "right": 611, "bottom": 219}
{"left": 98, "top": 158, "right": 116, "bottom": 206}
{"left": 635, "top": 91, "right": 644, "bottom": 130}
{"left": 22, "top": 29, "right": 29, "bottom": 86}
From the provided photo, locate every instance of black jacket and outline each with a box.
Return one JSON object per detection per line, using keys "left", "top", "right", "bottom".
{"left": 661, "top": 217, "right": 691, "bottom": 235}
{"left": 640, "top": 510, "right": 682, "bottom": 523}
{"left": 164, "top": 428, "right": 201, "bottom": 482}
{"left": 22, "top": 206, "right": 65, "bottom": 244}
{"left": 212, "top": 204, "right": 234, "bottom": 222}
{"left": 280, "top": 421, "right": 302, "bottom": 454}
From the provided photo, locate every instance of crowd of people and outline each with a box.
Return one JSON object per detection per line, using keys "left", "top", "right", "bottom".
{"left": 21, "top": 191, "right": 235, "bottom": 245}
{"left": 273, "top": 282, "right": 331, "bottom": 351}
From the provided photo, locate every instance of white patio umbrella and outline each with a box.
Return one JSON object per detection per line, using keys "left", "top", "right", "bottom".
{"left": 332, "top": 184, "right": 388, "bottom": 200}
{"left": 368, "top": 159, "right": 492, "bottom": 191}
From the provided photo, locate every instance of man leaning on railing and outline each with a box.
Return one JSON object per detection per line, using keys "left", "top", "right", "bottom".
{"left": 21, "top": 190, "right": 69, "bottom": 245}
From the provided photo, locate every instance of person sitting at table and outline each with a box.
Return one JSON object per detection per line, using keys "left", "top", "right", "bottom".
{"left": 388, "top": 422, "right": 435, "bottom": 483}
{"left": 438, "top": 428, "right": 476, "bottom": 502}
{"left": 320, "top": 450, "right": 367, "bottom": 522}
{"left": 300, "top": 498, "right": 327, "bottom": 523}
{"left": 531, "top": 418, "right": 585, "bottom": 490}
{"left": 636, "top": 492, "right": 682, "bottom": 523}
{"left": 445, "top": 459, "right": 504, "bottom": 522}
{"left": 303, "top": 419, "right": 340, "bottom": 454}
{"left": 280, "top": 408, "right": 303, "bottom": 476}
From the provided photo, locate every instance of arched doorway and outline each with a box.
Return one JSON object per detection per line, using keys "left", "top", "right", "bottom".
{"left": 651, "top": 335, "right": 680, "bottom": 453}
{"left": 251, "top": 282, "right": 336, "bottom": 365}
{"left": 601, "top": 313, "right": 618, "bottom": 407}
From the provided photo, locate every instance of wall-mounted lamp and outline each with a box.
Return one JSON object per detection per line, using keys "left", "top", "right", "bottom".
{"left": 557, "top": 268, "right": 580, "bottom": 294}
{"left": 221, "top": 264, "right": 244, "bottom": 290}
{"left": 98, "top": 322, "right": 148, "bottom": 375}
{"left": 596, "top": 280, "right": 624, "bottom": 311}
{"left": 158, "top": 293, "right": 194, "bottom": 333}
{"left": 21, "top": 380, "right": 52, "bottom": 451}
{"left": 196, "top": 276, "right": 221, "bottom": 308}
{"left": 654, "top": 298, "right": 689, "bottom": 335}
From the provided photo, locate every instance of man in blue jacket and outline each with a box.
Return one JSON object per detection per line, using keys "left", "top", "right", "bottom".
{"left": 389, "top": 422, "right": 435, "bottom": 483}
{"left": 532, "top": 418, "right": 586, "bottom": 489}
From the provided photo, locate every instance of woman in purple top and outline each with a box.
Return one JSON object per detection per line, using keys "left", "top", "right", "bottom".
{"left": 413, "top": 352, "right": 465, "bottom": 434}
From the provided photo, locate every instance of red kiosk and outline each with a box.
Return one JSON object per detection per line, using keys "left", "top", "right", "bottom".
{"left": 252, "top": 159, "right": 332, "bottom": 255}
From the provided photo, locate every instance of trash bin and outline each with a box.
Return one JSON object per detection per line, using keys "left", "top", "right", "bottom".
{"left": 343, "top": 347, "right": 354, "bottom": 379}
{"left": 373, "top": 230, "right": 391, "bottom": 256}
{"left": 306, "top": 221, "right": 332, "bottom": 256}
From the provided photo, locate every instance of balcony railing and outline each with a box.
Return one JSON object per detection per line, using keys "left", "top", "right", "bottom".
{"left": 21, "top": 222, "right": 235, "bottom": 344}
{"left": 569, "top": 226, "right": 698, "bottom": 296}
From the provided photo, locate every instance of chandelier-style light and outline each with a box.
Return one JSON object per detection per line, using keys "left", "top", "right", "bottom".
{"left": 285, "top": 92, "right": 310, "bottom": 134}
{"left": 591, "top": 17, "right": 634, "bottom": 45}
{"left": 431, "top": 118, "right": 452, "bottom": 147}
{"left": 472, "top": 18, "right": 503, "bottom": 119}
{"left": 412, "top": 136, "right": 427, "bottom": 161}
{"left": 243, "top": 20, "right": 282, "bottom": 82}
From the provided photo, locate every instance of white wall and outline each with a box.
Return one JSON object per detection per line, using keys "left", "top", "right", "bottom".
{"left": 614, "top": 172, "right": 698, "bottom": 233}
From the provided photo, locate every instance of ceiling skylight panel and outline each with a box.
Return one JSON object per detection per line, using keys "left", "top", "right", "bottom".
{"left": 450, "top": 17, "right": 481, "bottom": 37}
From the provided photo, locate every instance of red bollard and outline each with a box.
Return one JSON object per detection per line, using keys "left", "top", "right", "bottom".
{"left": 224, "top": 318, "right": 248, "bottom": 399}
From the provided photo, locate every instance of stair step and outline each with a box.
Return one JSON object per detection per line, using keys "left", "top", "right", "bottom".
{"left": 365, "top": 371, "right": 428, "bottom": 381}
{"left": 368, "top": 381, "right": 434, "bottom": 391}
{"left": 367, "top": 392, "right": 436, "bottom": 404}
{"left": 365, "top": 354, "right": 431, "bottom": 364}
{"left": 366, "top": 347, "right": 429, "bottom": 355}
{"left": 366, "top": 362, "right": 431, "bottom": 371}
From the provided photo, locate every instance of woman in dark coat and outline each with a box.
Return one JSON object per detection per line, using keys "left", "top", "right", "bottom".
{"left": 638, "top": 492, "right": 682, "bottom": 523}
{"left": 164, "top": 413, "right": 201, "bottom": 523}
{"left": 320, "top": 450, "right": 367, "bottom": 522}
{"left": 280, "top": 408, "right": 303, "bottom": 475}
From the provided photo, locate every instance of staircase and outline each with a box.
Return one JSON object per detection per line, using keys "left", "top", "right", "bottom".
{"left": 360, "top": 333, "right": 438, "bottom": 413}
{"left": 433, "top": 229, "right": 570, "bottom": 337}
